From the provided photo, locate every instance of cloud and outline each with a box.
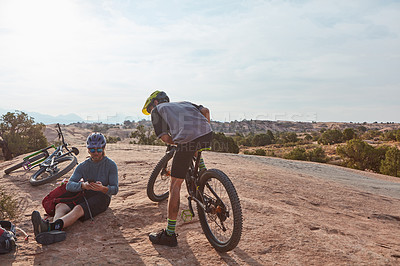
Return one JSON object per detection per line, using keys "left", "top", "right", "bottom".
{"left": 0, "top": 0, "right": 399, "bottom": 123}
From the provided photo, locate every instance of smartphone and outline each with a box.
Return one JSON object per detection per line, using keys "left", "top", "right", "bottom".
{"left": 87, "top": 179, "right": 95, "bottom": 183}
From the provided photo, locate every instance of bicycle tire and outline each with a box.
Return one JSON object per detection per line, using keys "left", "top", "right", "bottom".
{"left": 147, "top": 151, "right": 174, "bottom": 202}
{"left": 30, "top": 156, "right": 77, "bottom": 186}
{"left": 197, "top": 169, "right": 243, "bottom": 252}
{"left": 4, "top": 152, "right": 48, "bottom": 174}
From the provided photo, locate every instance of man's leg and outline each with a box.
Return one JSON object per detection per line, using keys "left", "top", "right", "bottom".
{"left": 149, "top": 176, "right": 184, "bottom": 247}
{"left": 167, "top": 177, "right": 184, "bottom": 220}
{"left": 53, "top": 203, "right": 71, "bottom": 221}
{"left": 58, "top": 205, "right": 85, "bottom": 228}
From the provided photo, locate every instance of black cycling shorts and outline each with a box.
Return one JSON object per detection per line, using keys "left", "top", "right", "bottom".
{"left": 66, "top": 190, "right": 111, "bottom": 221}
{"left": 171, "top": 132, "right": 213, "bottom": 179}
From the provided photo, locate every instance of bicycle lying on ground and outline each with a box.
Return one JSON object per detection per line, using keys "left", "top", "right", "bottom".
{"left": 4, "top": 123, "right": 79, "bottom": 186}
{"left": 147, "top": 145, "right": 243, "bottom": 252}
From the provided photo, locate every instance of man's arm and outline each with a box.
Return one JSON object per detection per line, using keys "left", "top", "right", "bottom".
{"left": 105, "top": 160, "right": 118, "bottom": 196}
{"left": 66, "top": 165, "right": 84, "bottom": 192}
{"left": 160, "top": 134, "right": 174, "bottom": 145}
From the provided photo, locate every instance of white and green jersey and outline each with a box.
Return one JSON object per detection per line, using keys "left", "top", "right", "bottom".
{"left": 151, "top": 101, "right": 212, "bottom": 144}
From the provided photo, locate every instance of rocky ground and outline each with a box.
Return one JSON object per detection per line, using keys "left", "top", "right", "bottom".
{"left": 1, "top": 142, "right": 400, "bottom": 265}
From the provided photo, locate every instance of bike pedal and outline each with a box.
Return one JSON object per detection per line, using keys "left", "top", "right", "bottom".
{"left": 181, "top": 209, "right": 193, "bottom": 223}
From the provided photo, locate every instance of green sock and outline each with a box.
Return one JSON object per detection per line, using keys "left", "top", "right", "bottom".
{"left": 199, "top": 157, "right": 206, "bottom": 170}
{"left": 166, "top": 219, "right": 176, "bottom": 236}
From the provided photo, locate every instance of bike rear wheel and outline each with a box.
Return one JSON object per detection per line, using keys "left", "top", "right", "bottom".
{"left": 197, "top": 169, "right": 243, "bottom": 252}
{"left": 147, "top": 151, "right": 174, "bottom": 202}
{"left": 4, "top": 152, "right": 48, "bottom": 174}
{"left": 30, "top": 156, "right": 77, "bottom": 186}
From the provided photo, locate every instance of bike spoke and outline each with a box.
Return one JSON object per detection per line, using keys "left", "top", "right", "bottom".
{"left": 202, "top": 178, "right": 234, "bottom": 243}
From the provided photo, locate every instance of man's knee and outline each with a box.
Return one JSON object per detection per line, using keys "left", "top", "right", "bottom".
{"left": 170, "top": 177, "right": 184, "bottom": 187}
{"left": 55, "top": 203, "right": 71, "bottom": 213}
{"left": 72, "top": 204, "right": 84, "bottom": 213}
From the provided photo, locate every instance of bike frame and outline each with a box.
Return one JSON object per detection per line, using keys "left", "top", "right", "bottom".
{"left": 22, "top": 145, "right": 55, "bottom": 170}
{"left": 23, "top": 124, "right": 72, "bottom": 171}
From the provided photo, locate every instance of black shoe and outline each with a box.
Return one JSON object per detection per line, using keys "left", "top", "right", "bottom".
{"left": 31, "top": 211, "right": 49, "bottom": 236}
{"left": 149, "top": 229, "right": 178, "bottom": 247}
{"left": 36, "top": 230, "right": 66, "bottom": 245}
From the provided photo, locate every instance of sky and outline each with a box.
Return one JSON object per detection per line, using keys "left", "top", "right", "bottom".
{"left": 0, "top": 0, "right": 399, "bottom": 123}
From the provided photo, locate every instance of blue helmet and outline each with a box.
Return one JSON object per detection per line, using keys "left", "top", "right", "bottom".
{"left": 86, "top": 133, "right": 106, "bottom": 148}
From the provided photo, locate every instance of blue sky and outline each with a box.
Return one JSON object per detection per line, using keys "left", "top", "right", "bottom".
{"left": 0, "top": 0, "right": 399, "bottom": 123}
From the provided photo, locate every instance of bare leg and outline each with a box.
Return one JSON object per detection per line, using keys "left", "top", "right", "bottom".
{"left": 59, "top": 205, "right": 85, "bottom": 228}
{"left": 53, "top": 203, "right": 71, "bottom": 221}
{"left": 53, "top": 203, "right": 85, "bottom": 229}
{"left": 168, "top": 177, "right": 184, "bottom": 220}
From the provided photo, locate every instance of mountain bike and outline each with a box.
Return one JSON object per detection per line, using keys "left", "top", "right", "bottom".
{"left": 4, "top": 123, "right": 79, "bottom": 186}
{"left": 147, "top": 145, "right": 243, "bottom": 252}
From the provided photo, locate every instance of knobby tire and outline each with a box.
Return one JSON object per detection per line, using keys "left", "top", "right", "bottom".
{"left": 30, "top": 156, "right": 77, "bottom": 186}
{"left": 4, "top": 152, "right": 48, "bottom": 174}
{"left": 197, "top": 169, "right": 243, "bottom": 252}
{"left": 147, "top": 151, "right": 174, "bottom": 202}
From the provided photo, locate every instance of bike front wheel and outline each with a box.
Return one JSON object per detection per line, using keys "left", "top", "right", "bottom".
{"left": 30, "top": 156, "right": 77, "bottom": 186}
{"left": 197, "top": 169, "right": 243, "bottom": 252}
{"left": 147, "top": 151, "right": 174, "bottom": 202}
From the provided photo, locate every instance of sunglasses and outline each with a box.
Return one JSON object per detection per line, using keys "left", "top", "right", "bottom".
{"left": 89, "top": 148, "right": 103, "bottom": 153}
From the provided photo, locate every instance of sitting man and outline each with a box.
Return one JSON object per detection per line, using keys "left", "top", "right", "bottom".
{"left": 31, "top": 132, "right": 119, "bottom": 245}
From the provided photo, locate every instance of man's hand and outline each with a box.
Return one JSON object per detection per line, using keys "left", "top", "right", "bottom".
{"left": 81, "top": 181, "right": 109, "bottom": 194}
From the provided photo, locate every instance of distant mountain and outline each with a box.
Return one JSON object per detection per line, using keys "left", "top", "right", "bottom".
{"left": 0, "top": 108, "right": 84, "bottom": 124}
{"left": 29, "top": 112, "right": 84, "bottom": 125}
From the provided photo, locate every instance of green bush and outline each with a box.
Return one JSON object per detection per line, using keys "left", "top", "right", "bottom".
{"left": 318, "top": 129, "right": 343, "bottom": 145}
{"left": 380, "top": 146, "right": 400, "bottom": 177}
{"left": 362, "top": 130, "right": 381, "bottom": 140}
{"left": 212, "top": 132, "right": 239, "bottom": 154}
{"left": 130, "top": 125, "right": 163, "bottom": 146}
{"left": 343, "top": 128, "right": 357, "bottom": 141}
{"left": 106, "top": 136, "right": 121, "bottom": 144}
{"left": 0, "top": 111, "right": 48, "bottom": 158}
{"left": 277, "top": 132, "right": 298, "bottom": 144}
{"left": 244, "top": 149, "right": 266, "bottom": 156}
{"left": 252, "top": 133, "right": 273, "bottom": 146}
{"left": 307, "top": 147, "right": 327, "bottom": 163}
{"left": 284, "top": 147, "right": 307, "bottom": 160}
{"left": 336, "top": 139, "right": 387, "bottom": 172}
{"left": 380, "top": 129, "right": 400, "bottom": 142}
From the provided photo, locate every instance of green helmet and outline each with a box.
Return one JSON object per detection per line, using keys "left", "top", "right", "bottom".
{"left": 142, "top": 91, "right": 169, "bottom": 115}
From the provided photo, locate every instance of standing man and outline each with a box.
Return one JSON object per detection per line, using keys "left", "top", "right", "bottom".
{"left": 31, "top": 133, "right": 119, "bottom": 245}
{"left": 142, "top": 90, "right": 213, "bottom": 247}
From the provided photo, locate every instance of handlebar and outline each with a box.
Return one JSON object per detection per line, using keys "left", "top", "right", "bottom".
{"left": 56, "top": 123, "right": 67, "bottom": 146}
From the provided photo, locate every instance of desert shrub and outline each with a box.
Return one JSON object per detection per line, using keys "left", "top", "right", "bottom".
{"left": 130, "top": 125, "right": 163, "bottom": 145}
{"left": 252, "top": 133, "right": 273, "bottom": 146}
{"left": 318, "top": 129, "right": 343, "bottom": 145}
{"left": 336, "top": 139, "right": 386, "bottom": 172}
{"left": 91, "top": 123, "right": 112, "bottom": 133}
{"left": 307, "top": 147, "right": 327, "bottom": 163}
{"left": 284, "top": 147, "right": 307, "bottom": 160}
{"left": 277, "top": 132, "right": 298, "bottom": 144}
{"left": 380, "top": 130, "right": 400, "bottom": 142}
{"left": 362, "top": 130, "right": 381, "bottom": 140}
{"left": 106, "top": 136, "right": 121, "bottom": 144}
{"left": 380, "top": 146, "right": 400, "bottom": 177}
{"left": 304, "top": 134, "right": 313, "bottom": 141}
{"left": 0, "top": 186, "right": 18, "bottom": 220}
{"left": 244, "top": 149, "right": 266, "bottom": 156}
{"left": 212, "top": 132, "right": 239, "bottom": 154}
{"left": 343, "top": 128, "right": 357, "bottom": 141}
{"left": 284, "top": 146, "right": 326, "bottom": 162}
{"left": 0, "top": 111, "right": 48, "bottom": 158}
